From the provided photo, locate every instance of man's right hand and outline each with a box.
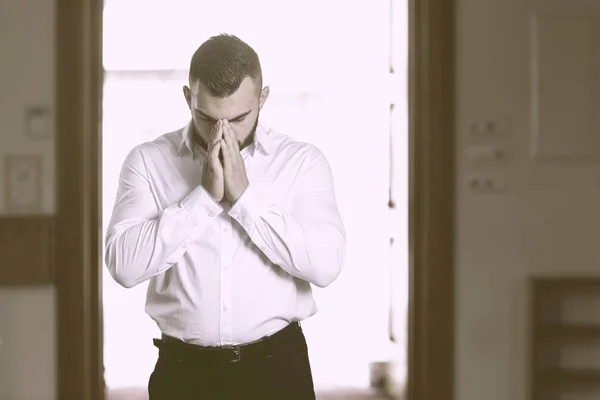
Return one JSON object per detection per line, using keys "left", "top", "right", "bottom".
{"left": 201, "top": 120, "right": 225, "bottom": 202}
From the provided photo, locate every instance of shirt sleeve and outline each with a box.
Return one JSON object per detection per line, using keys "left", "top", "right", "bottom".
{"left": 104, "top": 146, "right": 223, "bottom": 288}
{"left": 228, "top": 146, "right": 347, "bottom": 288}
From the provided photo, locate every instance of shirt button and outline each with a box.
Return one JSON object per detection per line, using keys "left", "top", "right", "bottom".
{"left": 208, "top": 211, "right": 214, "bottom": 217}
{"left": 223, "top": 228, "right": 228, "bottom": 233}
{"left": 223, "top": 305, "right": 228, "bottom": 311}
{"left": 183, "top": 243, "right": 188, "bottom": 249}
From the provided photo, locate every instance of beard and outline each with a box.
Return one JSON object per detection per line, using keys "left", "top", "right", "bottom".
{"left": 241, "top": 110, "right": 260, "bottom": 150}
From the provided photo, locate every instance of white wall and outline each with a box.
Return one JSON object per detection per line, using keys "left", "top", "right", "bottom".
{"left": 455, "top": 0, "right": 600, "bottom": 399}
{"left": 0, "top": 0, "right": 57, "bottom": 399}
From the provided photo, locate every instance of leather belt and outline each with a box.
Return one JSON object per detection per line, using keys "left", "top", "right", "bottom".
{"left": 153, "top": 322, "right": 301, "bottom": 365}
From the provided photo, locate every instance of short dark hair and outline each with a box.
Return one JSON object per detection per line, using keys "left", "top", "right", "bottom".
{"left": 189, "top": 33, "right": 263, "bottom": 98}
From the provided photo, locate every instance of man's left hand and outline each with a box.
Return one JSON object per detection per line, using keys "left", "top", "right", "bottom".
{"left": 220, "top": 119, "right": 249, "bottom": 203}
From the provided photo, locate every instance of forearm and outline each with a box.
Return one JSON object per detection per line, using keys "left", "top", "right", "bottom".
{"left": 105, "top": 185, "right": 222, "bottom": 288}
{"left": 229, "top": 185, "right": 347, "bottom": 287}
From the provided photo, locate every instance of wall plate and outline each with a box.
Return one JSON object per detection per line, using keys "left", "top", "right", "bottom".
{"left": 24, "top": 105, "right": 54, "bottom": 141}
{"left": 3, "top": 154, "right": 43, "bottom": 214}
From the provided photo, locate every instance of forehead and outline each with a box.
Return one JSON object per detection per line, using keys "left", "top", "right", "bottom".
{"left": 190, "top": 76, "right": 259, "bottom": 115}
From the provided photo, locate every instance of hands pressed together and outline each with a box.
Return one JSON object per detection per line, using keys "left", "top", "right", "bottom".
{"left": 201, "top": 119, "right": 249, "bottom": 204}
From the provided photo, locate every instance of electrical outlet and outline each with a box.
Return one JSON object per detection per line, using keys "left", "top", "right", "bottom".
{"left": 466, "top": 173, "right": 507, "bottom": 193}
{"left": 3, "top": 154, "right": 43, "bottom": 214}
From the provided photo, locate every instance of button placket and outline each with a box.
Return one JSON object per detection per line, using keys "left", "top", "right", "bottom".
{"left": 219, "top": 218, "right": 233, "bottom": 345}
{"left": 222, "top": 219, "right": 232, "bottom": 271}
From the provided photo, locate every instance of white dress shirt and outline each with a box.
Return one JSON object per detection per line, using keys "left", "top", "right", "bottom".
{"left": 105, "top": 121, "right": 346, "bottom": 346}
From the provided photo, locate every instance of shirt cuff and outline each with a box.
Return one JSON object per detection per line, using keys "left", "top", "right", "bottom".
{"left": 176, "top": 185, "right": 223, "bottom": 228}
{"left": 228, "top": 184, "right": 269, "bottom": 232}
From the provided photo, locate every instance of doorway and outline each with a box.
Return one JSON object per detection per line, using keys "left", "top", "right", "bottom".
{"left": 54, "top": 0, "right": 455, "bottom": 399}
{"left": 101, "top": 0, "right": 408, "bottom": 396}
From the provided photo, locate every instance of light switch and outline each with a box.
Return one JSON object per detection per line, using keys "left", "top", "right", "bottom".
{"left": 3, "top": 154, "right": 43, "bottom": 214}
{"left": 465, "top": 145, "right": 507, "bottom": 161}
{"left": 24, "top": 105, "right": 53, "bottom": 140}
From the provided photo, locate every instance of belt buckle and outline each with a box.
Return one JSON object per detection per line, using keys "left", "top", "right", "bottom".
{"left": 217, "top": 346, "right": 241, "bottom": 364}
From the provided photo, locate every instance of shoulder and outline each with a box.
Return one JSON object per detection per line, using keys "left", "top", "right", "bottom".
{"left": 122, "top": 128, "right": 183, "bottom": 169}
{"left": 263, "top": 126, "right": 329, "bottom": 164}
{"left": 128, "top": 128, "right": 182, "bottom": 158}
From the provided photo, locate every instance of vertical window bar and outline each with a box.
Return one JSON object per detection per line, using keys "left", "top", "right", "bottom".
{"left": 389, "top": 0, "right": 395, "bottom": 74}
{"left": 388, "top": 103, "right": 396, "bottom": 210}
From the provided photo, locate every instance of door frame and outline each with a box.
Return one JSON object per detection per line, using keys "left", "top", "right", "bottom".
{"left": 55, "top": 0, "right": 455, "bottom": 399}
{"left": 55, "top": 1, "right": 104, "bottom": 399}
{"left": 407, "top": 0, "right": 456, "bottom": 399}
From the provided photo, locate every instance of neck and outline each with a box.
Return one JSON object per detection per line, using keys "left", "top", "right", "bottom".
{"left": 240, "top": 133, "right": 255, "bottom": 150}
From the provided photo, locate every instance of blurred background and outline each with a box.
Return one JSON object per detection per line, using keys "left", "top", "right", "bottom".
{"left": 3, "top": 0, "right": 600, "bottom": 400}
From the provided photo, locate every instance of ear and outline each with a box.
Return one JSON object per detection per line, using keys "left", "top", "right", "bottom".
{"left": 183, "top": 86, "right": 192, "bottom": 109}
{"left": 259, "top": 86, "right": 270, "bottom": 109}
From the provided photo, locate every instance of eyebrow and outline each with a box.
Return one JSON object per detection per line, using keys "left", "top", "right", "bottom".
{"left": 194, "top": 109, "right": 252, "bottom": 122}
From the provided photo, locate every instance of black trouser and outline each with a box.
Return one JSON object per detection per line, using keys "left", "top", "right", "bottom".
{"left": 148, "top": 322, "right": 316, "bottom": 400}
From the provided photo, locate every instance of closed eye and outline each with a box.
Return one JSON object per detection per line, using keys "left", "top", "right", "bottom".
{"left": 193, "top": 108, "right": 251, "bottom": 123}
{"left": 196, "top": 112, "right": 215, "bottom": 123}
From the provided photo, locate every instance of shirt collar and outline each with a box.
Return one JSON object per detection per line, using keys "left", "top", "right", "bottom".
{"left": 177, "top": 120, "right": 271, "bottom": 159}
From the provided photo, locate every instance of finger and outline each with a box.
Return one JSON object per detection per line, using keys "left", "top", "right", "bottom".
{"left": 211, "top": 137, "right": 221, "bottom": 158}
{"left": 206, "top": 121, "right": 219, "bottom": 155}
{"left": 220, "top": 138, "right": 231, "bottom": 170}
{"left": 217, "top": 120, "right": 224, "bottom": 139}
{"left": 224, "top": 120, "right": 240, "bottom": 153}
{"left": 211, "top": 120, "right": 223, "bottom": 145}
{"left": 227, "top": 125, "right": 245, "bottom": 165}
{"left": 222, "top": 122, "right": 236, "bottom": 159}
{"left": 208, "top": 123, "right": 221, "bottom": 159}
{"left": 208, "top": 120, "right": 220, "bottom": 145}
{"left": 223, "top": 122, "right": 243, "bottom": 168}
{"left": 209, "top": 141, "right": 222, "bottom": 171}
{"left": 207, "top": 125, "right": 222, "bottom": 159}
{"left": 208, "top": 120, "right": 220, "bottom": 143}
{"left": 206, "top": 137, "right": 213, "bottom": 157}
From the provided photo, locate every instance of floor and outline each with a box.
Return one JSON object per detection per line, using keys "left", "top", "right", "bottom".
{"left": 106, "top": 387, "right": 392, "bottom": 399}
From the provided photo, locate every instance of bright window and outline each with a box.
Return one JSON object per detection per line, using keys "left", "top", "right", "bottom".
{"left": 102, "top": 0, "right": 408, "bottom": 391}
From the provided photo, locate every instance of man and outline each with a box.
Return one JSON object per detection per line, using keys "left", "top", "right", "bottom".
{"left": 105, "top": 34, "right": 346, "bottom": 399}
